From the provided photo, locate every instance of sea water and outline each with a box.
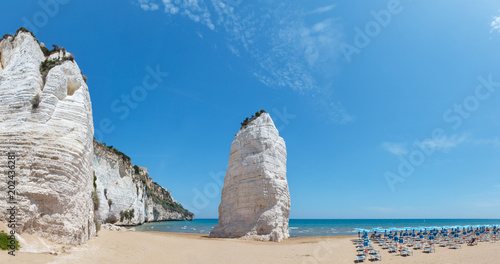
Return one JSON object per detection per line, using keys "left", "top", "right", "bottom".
{"left": 132, "top": 219, "right": 500, "bottom": 237}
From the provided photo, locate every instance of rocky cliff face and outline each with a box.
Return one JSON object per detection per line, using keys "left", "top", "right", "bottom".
{"left": 93, "top": 140, "right": 193, "bottom": 225}
{"left": 0, "top": 29, "right": 95, "bottom": 245}
{"left": 0, "top": 28, "right": 193, "bottom": 247}
{"left": 210, "top": 112, "right": 290, "bottom": 242}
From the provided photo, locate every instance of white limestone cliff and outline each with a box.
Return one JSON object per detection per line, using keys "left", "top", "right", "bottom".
{"left": 0, "top": 28, "right": 192, "bottom": 248}
{"left": 210, "top": 112, "right": 291, "bottom": 242}
{"left": 0, "top": 29, "right": 95, "bottom": 245}
{"left": 93, "top": 140, "right": 193, "bottom": 225}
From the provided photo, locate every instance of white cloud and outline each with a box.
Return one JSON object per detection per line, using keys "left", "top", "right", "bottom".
{"left": 300, "top": 18, "right": 342, "bottom": 70}
{"left": 491, "top": 12, "right": 500, "bottom": 33}
{"left": 381, "top": 142, "right": 408, "bottom": 156}
{"left": 415, "top": 134, "right": 466, "bottom": 152}
{"left": 134, "top": 0, "right": 349, "bottom": 123}
{"left": 306, "top": 4, "right": 336, "bottom": 15}
{"left": 383, "top": 134, "right": 467, "bottom": 156}
{"left": 139, "top": 0, "right": 159, "bottom": 11}
{"left": 227, "top": 44, "right": 240, "bottom": 56}
{"left": 160, "top": 0, "right": 215, "bottom": 29}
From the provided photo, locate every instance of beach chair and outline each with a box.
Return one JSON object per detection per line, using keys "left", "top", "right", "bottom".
{"left": 369, "top": 254, "right": 382, "bottom": 262}
{"left": 439, "top": 241, "right": 448, "bottom": 247}
{"left": 413, "top": 243, "right": 422, "bottom": 250}
{"left": 355, "top": 254, "right": 366, "bottom": 263}
{"left": 423, "top": 245, "right": 435, "bottom": 253}
{"left": 449, "top": 243, "right": 461, "bottom": 249}
{"left": 388, "top": 246, "right": 397, "bottom": 253}
{"left": 400, "top": 248, "right": 413, "bottom": 257}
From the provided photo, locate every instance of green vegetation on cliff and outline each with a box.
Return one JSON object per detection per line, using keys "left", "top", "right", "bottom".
{"left": 0, "top": 230, "right": 20, "bottom": 251}
{"left": 93, "top": 138, "right": 131, "bottom": 163}
{"left": 145, "top": 182, "right": 193, "bottom": 218}
{"left": 94, "top": 138, "right": 193, "bottom": 219}
{"left": 240, "top": 109, "right": 266, "bottom": 129}
{"left": 120, "top": 209, "right": 135, "bottom": 222}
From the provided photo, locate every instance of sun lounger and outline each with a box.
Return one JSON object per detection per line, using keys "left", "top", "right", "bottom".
{"left": 355, "top": 254, "right": 366, "bottom": 263}
{"left": 439, "top": 241, "right": 448, "bottom": 247}
{"left": 388, "top": 246, "right": 397, "bottom": 253}
{"left": 413, "top": 243, "right": 422, "bottom": 250}
{"left": 423, "top": 245, "right": 435, "bottom": 253}
{"left": 400, "top": 249, "right": 413, "bottom": 256}
{"left": 369, "top": 254, "right": 382, "bottom": 262}
{"left": 449, "top": 243, "right": 461, "bottom": 249}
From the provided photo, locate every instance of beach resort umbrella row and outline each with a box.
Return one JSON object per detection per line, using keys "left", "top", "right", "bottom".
{"left": 357, "top": 224, "right": 498, "bottom": 234}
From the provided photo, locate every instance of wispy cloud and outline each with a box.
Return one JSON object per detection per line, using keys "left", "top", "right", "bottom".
{"left": 382, "top": 134, "right": 467, "bottom": 156}
{"left": 306, "top": 4, "right": 336, "bottom": 15}
{"left": 415, "top": 134, "right": 466, "bottom": 152}
{"left": 466, "top": 137, "right": 500, "bottom": 148}
{"left": 138, "top": 0, "right": 159, "bottom": 11}
{"left": 381, "top": 142, "right": 408, "bottom": 156}
{"left": 227, "top": 44, "right": 240, "bottom": 56}
{"left": 491, "top": 11, "right": 500, "bottom": 33}
{"left": 133, "top": 0, "right": 349, "bottom": 123}
{"left": 159, "top": 0, "right": 215, "bottom": 30}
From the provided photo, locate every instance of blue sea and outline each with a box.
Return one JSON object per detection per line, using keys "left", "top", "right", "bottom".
{"left": 132, "top": 219, "right": 500, "bottom": 237}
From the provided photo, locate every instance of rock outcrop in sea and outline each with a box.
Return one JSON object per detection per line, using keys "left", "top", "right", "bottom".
{"left": 210, "top": 112, "right": 291, "bottom": 242}
{"left": 0, "top": 28, "right": 192, "bottom": 246}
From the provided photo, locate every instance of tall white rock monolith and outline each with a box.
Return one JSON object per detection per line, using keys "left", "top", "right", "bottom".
{"left": 210, "top": 112, "right": 290, "bottom": 242}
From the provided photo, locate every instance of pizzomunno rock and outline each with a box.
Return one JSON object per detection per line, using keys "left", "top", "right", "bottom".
{"left": 210, "top": 112, "right": 291, "bottom": 242}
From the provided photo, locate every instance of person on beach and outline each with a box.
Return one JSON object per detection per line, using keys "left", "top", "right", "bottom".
{"left": 467, "top": 238, "right": 477, "bottom": 246}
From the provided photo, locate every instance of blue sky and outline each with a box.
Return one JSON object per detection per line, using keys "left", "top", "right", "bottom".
{"left": 2, "top": 0, "right": 500, "bottom": 219}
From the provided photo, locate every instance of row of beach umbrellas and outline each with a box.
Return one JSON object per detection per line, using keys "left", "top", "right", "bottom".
{"left": 354, "top": 224, "right": 498, "bottom": 233}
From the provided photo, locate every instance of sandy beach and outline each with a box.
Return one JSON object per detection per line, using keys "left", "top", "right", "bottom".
{"left": 1, "top": 229, "right": 499, "bottom": 264}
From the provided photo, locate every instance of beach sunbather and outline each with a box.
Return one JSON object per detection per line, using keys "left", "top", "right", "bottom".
{"left": 467, "top": 238, "right": 477, "bottom": 246}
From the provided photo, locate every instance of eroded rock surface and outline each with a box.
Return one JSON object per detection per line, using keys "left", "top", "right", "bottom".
{"left": 0, "top": 30, "right": 95, "bottom": 245}
{"left": 93, "top": 140, "right": 193, "bottom": 225}
{"left": 210, "top": 113, "right": 290, "bottom": 242}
